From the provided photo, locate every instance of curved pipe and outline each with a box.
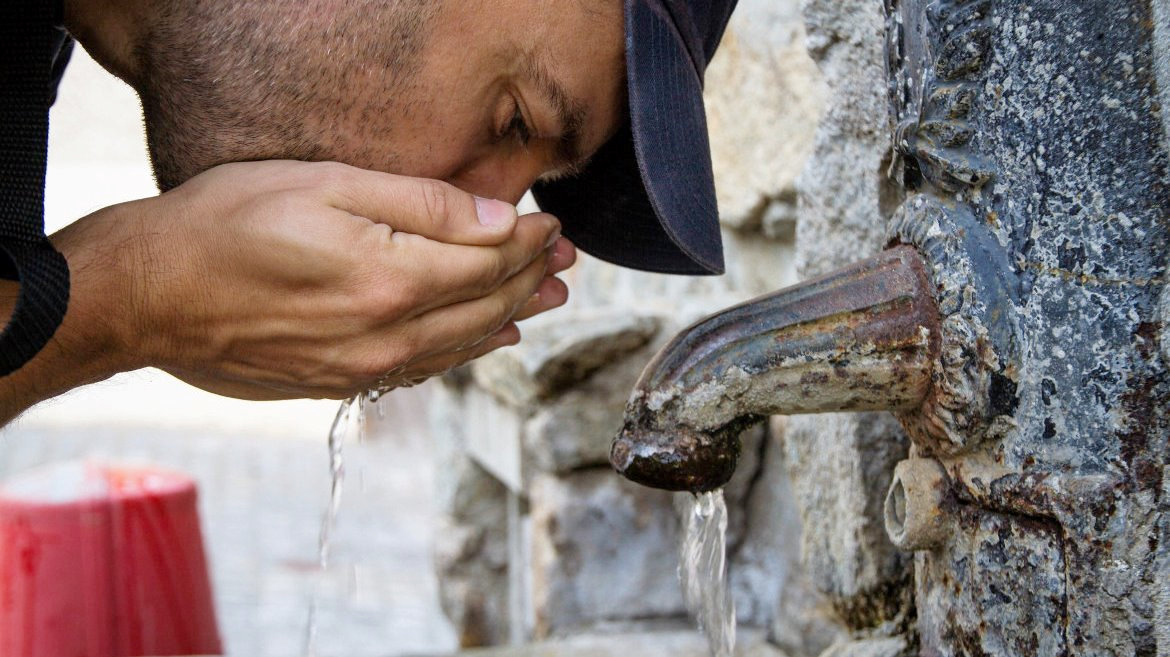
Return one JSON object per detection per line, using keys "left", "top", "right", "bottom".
{"left": 611, "top": 245, "right": 940, "bottom": 492}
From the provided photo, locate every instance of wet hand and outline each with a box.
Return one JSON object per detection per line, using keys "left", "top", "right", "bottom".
{"left": 56, "top": 160, "right": 574, "bottom": 400}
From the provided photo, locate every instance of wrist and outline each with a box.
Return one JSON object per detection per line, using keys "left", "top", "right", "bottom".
{"left": 0, "top": 203, "right": 159, "bottom": 425}
{"left": 49, "top": 203, "right": 152, "bottom": 376}
{"left": 0, "top": 249, "right": 125, "bottom": 424}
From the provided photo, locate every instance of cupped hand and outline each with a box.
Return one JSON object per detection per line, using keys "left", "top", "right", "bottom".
{"left": 54, "top": 160, "right": 576, "bottom": 400}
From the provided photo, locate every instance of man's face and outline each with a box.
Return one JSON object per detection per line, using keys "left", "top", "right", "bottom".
{"left": 138, "top": 0, "right": 627, "bottom": 204}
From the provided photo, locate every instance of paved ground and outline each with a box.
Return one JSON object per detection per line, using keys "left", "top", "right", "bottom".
{"left": 1, "top": 384, "right": 457, "bottom": 657}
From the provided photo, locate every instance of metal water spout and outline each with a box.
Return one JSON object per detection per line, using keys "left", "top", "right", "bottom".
{"left": 610, "top": 245, "right": 940, "bottom": 492}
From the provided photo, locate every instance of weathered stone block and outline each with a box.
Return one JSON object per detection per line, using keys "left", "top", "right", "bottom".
{"left": 817, "top": 637, "right": 908, "bottom": 657}
{"left": 782, "top": 413, "right": 911, "bottom": 629}
{"left": 721, "top": 422, "right": 766, "bottom": 552}
{"left": 704, "top": 0, "right": 825, "bottom": 233}
{"left": 471, "top": 311, "right": 660, "bottom": 408}
{"left": 795, "top": 0, "right": 896, "bottom": 282}
{"left": 464, "top": 329, "right": 671, "bottom": 487}
{"left": 462, "top": 385, "right": 525, "bottom": 493}
{"left": 434, "top": 513, "right": 511, "bottom": 648}
{"left": 523, "top": 348, "right": 654, "bottom": 474}
{"left": 523, "top": 393, "right": 622, "bottom": 475}
{"left": 720, "top": 230, "right": 799, "bottom": 299}
{"left": 529, "top": 470, "right": 685, "bottom": 638}
{"left": 769, "top": 575, "right": 845, "bottom": 657}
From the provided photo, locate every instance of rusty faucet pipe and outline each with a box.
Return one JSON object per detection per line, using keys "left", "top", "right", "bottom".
{"left": 610, "top": 245, "right": 940, "bottom": 492}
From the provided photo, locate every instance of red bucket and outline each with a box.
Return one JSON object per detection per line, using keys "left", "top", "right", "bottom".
{"left": 0, "top": 461, "right": 222, "bottom": 657}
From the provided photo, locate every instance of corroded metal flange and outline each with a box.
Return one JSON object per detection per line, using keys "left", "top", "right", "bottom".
{"left": 887, "top": 196, "right": 1020, "bottom": 457}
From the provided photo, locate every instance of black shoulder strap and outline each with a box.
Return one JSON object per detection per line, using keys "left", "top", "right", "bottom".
{"left": 0, "top": 0, "right": 72, "bottom": 376}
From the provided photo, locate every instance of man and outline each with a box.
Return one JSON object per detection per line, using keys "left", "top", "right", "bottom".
{"left": 1, "top": 0, "right": 736, "bottom": 424}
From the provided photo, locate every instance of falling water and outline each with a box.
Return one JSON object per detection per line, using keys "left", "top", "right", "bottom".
{"left": 303, "top": 393, "right": 367, "bottom": 655}
{"left": 319, "top": 395, "right": 364, "bottom": 567}
{"left": 679, "top": 489, "right": 736, "bottom": 657}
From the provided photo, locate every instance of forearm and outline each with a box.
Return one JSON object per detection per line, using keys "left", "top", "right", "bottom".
{"left": 0, "top": 210, "right": 143, "bottom": 425}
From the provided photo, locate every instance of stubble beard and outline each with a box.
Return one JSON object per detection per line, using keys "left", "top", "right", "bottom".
{"left": 134, "top": 0, "right": 436, "bottom": 192}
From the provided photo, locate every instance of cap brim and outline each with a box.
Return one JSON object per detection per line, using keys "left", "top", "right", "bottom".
{"left": 532, "top": 0, "right": 724, "bottom": 275}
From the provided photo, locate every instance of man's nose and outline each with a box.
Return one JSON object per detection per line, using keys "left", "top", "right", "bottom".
{"left": 445, "top": 153, "right": 548, "bottom": 205}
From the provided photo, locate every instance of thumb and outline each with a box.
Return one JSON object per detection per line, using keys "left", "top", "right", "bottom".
{"left": 323, "top": 165, "right": 520, "bottom": 246}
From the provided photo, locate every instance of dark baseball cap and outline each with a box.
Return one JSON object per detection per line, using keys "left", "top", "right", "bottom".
{"left": 531, "top": 0, "right": 738, "bottom": 275}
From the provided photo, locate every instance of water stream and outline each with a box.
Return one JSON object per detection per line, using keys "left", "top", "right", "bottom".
{"left": 679, "top": 489, "right": 736, "bottom": 657}
{"left": 303, "top": 393, "right": 367, "bottom": 655}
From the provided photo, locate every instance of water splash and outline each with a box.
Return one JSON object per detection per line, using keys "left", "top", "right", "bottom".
{"left": 679, "top": 489, "right": 736, "bottom": 657}
{"left": 369, "top": 388, "right": 388, "bottom": 419}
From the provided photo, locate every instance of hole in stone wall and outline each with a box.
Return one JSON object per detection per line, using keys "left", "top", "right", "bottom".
{"left": 886, "top": 477, "right": 907, "bottom": 540}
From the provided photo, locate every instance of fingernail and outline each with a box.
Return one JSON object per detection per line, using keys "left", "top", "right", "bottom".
{"left": 545, "top": 231, "right": 562, "bottom": 249}
{"left": 552, "top": 237, "right": 572, "bottom": 258}
{"left": 474, "top": 197, "right": 515, "bottom": 227}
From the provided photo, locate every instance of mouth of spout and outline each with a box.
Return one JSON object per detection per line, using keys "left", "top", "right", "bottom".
{"left": 610, "top": 415, "right": 760, "bottom": 493}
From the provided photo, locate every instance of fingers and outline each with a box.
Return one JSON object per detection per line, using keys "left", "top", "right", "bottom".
{"left": 512, "top": 276, "right": 570, "bottom": 322}
{"left": 157, "top": 161, "right": 578, "bottom": 403}
{"left": 373, "top": 273, "right": 566, "bottom": 392}
{"left": 510, "top": 238, "right": 574, "bottom": 321}
{"left": 393, "top": 253, "right": 553, "bottom": 362}
{"left": 385, "top": 322, "right": 522, "bottom": 387}
{"left": 545, "top": 237, "right": 577, "bottom": 275}
{"left": 316, "top": 163, "right": 525, "bottom": 246}
{"left": 375, "top": 213, "right": 561, "bottom": 316}
{"left": 167, "top": 320, "right": 513, "bottom": 400}
{"left": 348, "top": 323, "right": 524, "bottom": 396}
{"left": 366, "top": 268, "right": 568, "bottom": 393}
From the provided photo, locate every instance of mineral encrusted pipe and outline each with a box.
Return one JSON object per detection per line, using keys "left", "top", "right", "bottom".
{"left": 611, "top": 245, "right": 940, "bottom": 492}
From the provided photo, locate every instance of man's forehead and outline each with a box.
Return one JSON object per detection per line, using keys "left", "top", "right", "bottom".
{"left": 522, "top": 54, "right": 590, "bottom": 172}
{"left": 520, "top": 8, "right": 628, "bottom": 177}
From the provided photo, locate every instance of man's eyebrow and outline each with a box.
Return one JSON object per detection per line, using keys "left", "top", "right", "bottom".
{"left": 523, "top": 55, "right": 589, "bottom": 172}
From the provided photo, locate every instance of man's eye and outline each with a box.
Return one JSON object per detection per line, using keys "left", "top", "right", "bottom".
{"left": 506, "top": 104, "right": 533, "bottom": 147}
